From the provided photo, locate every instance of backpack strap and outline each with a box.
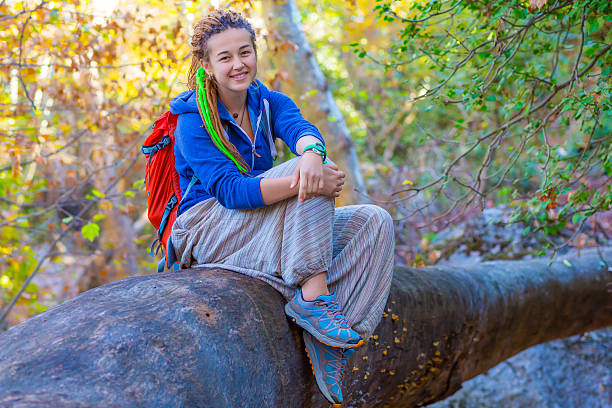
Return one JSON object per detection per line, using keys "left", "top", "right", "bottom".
{"left": 142, "top": 135, "right": 172, "bottom": 197}
{"left": 176, "top": 174, "right": 198, "bottom": 216}
{"left": 156, "top": 174, "right": 198, "bottom": 243}
{"left": 162, "top": 236, "right": 180, "bottom": 273}
{"left": 154, "top": 174, "right": 198, "bottom": 272}
{"left": 158, "top": 194, "right": 178, "bottom": 241}
{"left": 141, "top": 135, "right": 171, "bottom": 155}
{"left": 149, "top": 193, "right": 177, "bottom": 258}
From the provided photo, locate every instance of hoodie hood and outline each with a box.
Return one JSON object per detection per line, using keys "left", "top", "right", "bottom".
{"left": 169, "top": 79, "right": 269, "bottom": 120}
{"left": 169, "top": 89, "right": 197, "bottom": 115}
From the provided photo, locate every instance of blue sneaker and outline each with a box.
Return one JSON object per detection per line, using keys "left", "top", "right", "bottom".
{"left": 285, "top": 289, "right": 363, "bottom": 348}
{"left": 303, "top": 331, "right": 355, "bottom": 407}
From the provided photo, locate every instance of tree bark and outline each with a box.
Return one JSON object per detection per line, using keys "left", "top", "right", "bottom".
{"left": 0, "top": 248, "right": 610, "bottom": 408}
{"left": 260, "top": 0, "right": 367, "bottom": 206}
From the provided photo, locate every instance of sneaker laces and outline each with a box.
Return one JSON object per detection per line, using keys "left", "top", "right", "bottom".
{"left": 338, "top": 351, "right": 348, "bottom": 377}
{"left": 318, "top": 298, "right": 350, "bottom": 329}
{"left": 326, "top": 350, "right": 347, "bottom": 383}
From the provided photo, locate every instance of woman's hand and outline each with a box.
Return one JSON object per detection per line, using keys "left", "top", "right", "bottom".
{"left": 290, "top": 154, "right": 345, "bottom": 202}
{"left": 320, "top": 162, "right": 345, "bottom": 198}
{"left": 290, "top": 151, "right": 324, "bottom": 202}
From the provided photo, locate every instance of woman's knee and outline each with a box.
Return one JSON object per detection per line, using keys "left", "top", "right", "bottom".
{"left": 363, "top": 205, "right": 393, "bottom": 227}
{"left": 289, "top": 191, "right": 335, "bottom": 210}
{"left": 260, "top": 156, "right": 301, "bottom": 179}
{"left": 362, "top": 205, "right": 395, "bottom": 243}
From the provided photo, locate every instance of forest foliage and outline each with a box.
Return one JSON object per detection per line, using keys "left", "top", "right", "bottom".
{"left": 1, "top": 0, "right": 610, "bottom": 327}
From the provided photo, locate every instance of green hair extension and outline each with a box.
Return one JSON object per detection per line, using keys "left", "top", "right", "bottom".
{"left": 196, "top": 67, "right": 248, "bottom": 173}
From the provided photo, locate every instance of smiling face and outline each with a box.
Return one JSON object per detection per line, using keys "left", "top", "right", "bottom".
{"left": 201, "top": 28, "right": 257, "bottom": 99}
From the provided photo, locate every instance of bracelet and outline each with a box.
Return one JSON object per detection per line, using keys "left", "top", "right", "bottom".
{"left": 302, "top": 142, "right": 327, "bottom": 163}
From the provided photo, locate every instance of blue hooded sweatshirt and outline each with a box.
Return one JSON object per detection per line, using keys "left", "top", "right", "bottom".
{"left": 169, "top": 79, "right": 325, "bottom": 215}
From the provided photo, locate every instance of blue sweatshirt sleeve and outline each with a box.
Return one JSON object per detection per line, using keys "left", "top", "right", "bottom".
{"left": 175, "top": 113, "right": 265, "bottom": 210}
{"left": 268, "top": 91, "right": 325, "bottom": 155}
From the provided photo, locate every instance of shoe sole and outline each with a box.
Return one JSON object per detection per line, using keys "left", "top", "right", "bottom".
{"left": 285, "top": 305, "right": 364, "bottom": 349}
{"left": 303, "top": 332, "right": 342, "bottom": 408}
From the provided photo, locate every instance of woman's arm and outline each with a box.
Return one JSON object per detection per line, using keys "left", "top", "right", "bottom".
{"left": 261, "top": 135, "right": 324, "bottom": 205}
{"left": 175, "top": 113, "right": 265, "bottom": 210}
{"left": 268, "top": 90, "right": 325, "bottom": 154}
{"left": 260, "top": 176, "right": 299, "bottom": 205}
{"left": 260, "top": 156, "right": 346, "bottom": 205}
{"left": 295, "top": 135, "right": 323, "bottom": 155}
{"left": 262, "top": 91, "right": 344, "bottom": 204}
{"left": 292, "top": 136, "right": 326, "bottom": 202}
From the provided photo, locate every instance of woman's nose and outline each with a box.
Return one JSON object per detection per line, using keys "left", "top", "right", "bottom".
{"left": 233, "top": 58, "right": 245, "bottom": 70}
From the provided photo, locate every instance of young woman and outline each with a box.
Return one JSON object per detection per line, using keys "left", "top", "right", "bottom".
{"left": 169, "top": 8, "right": 394, "bottom": 407}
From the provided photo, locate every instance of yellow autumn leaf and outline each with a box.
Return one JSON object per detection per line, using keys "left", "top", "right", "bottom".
{"left": 402, "top": 179, "right": 414, "bottom": 185}
{"left": 0, "top": 275, "right": 12, "bottom": 289}
{"left": 0, "top": 247, "right": 13, "bottom": 255}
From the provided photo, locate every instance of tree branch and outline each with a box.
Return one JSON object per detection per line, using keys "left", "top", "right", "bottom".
{"left": 385, "top": 1, "right": 462, "bottom": 24}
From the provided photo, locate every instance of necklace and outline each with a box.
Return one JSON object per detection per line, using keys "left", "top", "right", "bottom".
{"left": 232, "top": 102, "right": 247, "bottom": 127}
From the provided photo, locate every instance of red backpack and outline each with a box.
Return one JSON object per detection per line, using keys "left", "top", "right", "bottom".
{"left": 141, "top": 111, "right": 197, "bottom": 272}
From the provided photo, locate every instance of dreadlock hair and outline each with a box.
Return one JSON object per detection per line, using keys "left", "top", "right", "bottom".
{"left": 186, "top": 8, "right": 257, "bottom": 173}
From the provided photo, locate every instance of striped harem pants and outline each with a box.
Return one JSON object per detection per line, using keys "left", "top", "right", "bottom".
{"left": 170, "top": 157, "right": 395, "bottom": 337}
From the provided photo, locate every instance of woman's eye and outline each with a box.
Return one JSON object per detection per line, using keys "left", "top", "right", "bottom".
{"left": 242, "top": 51, "right": 251, "bottom": 56}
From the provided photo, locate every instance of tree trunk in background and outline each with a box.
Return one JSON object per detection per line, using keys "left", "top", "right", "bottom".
{"left": 76, "top": 206, "right": 139, "bottom": 292}
{"left": 1, "top": 248, "right": 610, "bottom": 407}
{"left": 75, "top": 173, "right": 139, "bottom": 292}
{"left": 261, "top": 0, "right": 367, "bottom": 206}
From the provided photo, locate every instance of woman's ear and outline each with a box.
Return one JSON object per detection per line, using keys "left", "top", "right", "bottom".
{"left": 200, "top": 59, "right": 213, "bottom": 77}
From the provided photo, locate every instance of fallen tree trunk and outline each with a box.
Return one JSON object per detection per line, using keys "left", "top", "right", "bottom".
{"left": 0, "top": 248, "right": 610, "bottom": 408}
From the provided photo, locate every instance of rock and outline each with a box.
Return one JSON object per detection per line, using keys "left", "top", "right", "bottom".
{"left": 428, "top": 328, "right": 612, "bottom": 408}
{"left": 431, "top": 207, "right": 575, "bottom": 264}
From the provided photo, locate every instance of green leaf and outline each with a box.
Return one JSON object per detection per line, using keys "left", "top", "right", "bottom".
{"left": 81, "top": 222, "right": 100, "bottom": 242}
{"left": 587, "top": 17, "right": 601, "bottom": 34}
